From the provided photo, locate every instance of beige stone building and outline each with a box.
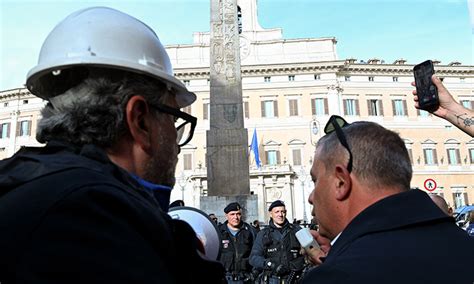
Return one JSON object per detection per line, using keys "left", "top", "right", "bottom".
{"left": 1, "top": 0, "right": 473, "bottom": 222}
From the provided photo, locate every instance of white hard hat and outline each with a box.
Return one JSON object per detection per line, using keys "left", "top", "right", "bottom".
{"left": 26, "top": 7, "right": 195, "bottom": 108}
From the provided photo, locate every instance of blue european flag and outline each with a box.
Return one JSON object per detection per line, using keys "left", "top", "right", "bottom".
{"left": 250, "top": 128, "right": 261, "bottom": 168}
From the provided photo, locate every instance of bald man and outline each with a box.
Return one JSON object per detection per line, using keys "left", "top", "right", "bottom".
{"left": 429, "top": 194, "right": 453, "bottom": 216}
{"left": 303, "top": 117, "right": 473, "bottom": 284}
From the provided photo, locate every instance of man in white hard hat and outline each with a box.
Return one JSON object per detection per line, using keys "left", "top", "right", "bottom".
{"left": 0, "top": 7, "right": 224, "bottom": 283}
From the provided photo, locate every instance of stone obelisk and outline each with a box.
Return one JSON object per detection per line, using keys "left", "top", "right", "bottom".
{"left": 207, "top": 0, "right": 249, "bottom": 196}
{"left": 201, "top": 0, "right": 257, "bottom": 222}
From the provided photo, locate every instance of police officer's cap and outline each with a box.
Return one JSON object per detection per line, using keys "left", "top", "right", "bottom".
{"left": 268, "top": 200, "right": 285, "bottom": 211}
{"left": 224, "top": 202, "right": 241, "bottom": 214}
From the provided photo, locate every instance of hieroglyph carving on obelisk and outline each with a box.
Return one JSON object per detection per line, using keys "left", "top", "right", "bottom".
{"left": 207, "top": 0, "right": 250, "bottom": 196}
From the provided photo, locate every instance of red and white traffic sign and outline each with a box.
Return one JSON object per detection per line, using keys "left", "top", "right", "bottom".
{"left": 424, "top": 178, "right": 437, "bottom": 192}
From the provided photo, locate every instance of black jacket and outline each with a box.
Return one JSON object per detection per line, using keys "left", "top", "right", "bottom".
{"left": 250, "top": 219, "right": 305, "bottom": 276}
{"left": 302, "top": 189, "right": 474, "bottom": 284}
{"left": 0, "top": 141, "right": 224, "bottom": 284}
{"left": 218, "top": 221, "right": 256, "bottom": 275}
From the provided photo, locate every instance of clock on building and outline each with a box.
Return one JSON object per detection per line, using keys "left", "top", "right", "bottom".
{"left": 239, "top": 35, "right": 251, "bottom": 60}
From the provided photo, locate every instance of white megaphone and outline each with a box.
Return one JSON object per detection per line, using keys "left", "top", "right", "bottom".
{"left": 168, "top": 206, "right": 221, "bottom": 261}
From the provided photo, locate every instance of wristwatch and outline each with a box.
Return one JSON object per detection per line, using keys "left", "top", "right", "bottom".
{"left": 266, "top": 261, "right": 272, "bottom": 268}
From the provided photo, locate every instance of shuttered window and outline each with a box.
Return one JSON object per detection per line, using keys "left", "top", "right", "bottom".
{"left": 289, "top": 99, "right": 298, "bottom": 116}
{"left": 343, "top": 99, "right": 359, "bottom": 116}
{"left": 0, "top": 123, "right": 10, "bottom": 138}
{"left": 392, "top": 99, "right": 407, "bottom": 116}
{"left": 183, "top": 153, "right": 192, "bottom": 170}
{"left": 261, "top": 100, "right": 278, "bottom": 118}
{"left": 367, "top": 99, "right": 383, "bottom": 116}
{"left": 312, "top": 98, "right": 328, "bottom": 115}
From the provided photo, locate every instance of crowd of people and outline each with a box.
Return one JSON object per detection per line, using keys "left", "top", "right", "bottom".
{"left": 0, "top": 6, "right": 473, "bottom": 284}
{"left": 175, "top": 187, "right": 474, "bottom": 284}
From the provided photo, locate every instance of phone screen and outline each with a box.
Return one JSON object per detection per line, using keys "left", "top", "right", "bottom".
{"left": 414, "top": 60, "right": 439, "bottom": 111}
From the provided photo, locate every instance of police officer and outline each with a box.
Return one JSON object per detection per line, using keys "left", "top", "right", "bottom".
{"left": 250, "top": 200, "right": 305, "bottom": 284}
{"left": 218, "top": 202, "right": 256, "bottom": 283}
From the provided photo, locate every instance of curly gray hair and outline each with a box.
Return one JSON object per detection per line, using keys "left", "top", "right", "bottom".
{"left": 36, "top": 73, "right": 170, "bottom": 147}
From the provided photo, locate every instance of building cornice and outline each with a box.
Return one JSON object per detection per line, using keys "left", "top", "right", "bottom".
{"left": 340, "top": 63, "right": 474, "bottom": 76}
{"left": 173, "top": 60, "right": 474, "bottom": 79}
{"left": 165, "top": 36, "right": 337, "bottom": 48}
{"left": 0, "top": 88, "right": 32, "bottom": 100}
{"left": 2, "top": 63, "right": 472, "bottom": 93}
{"left": 174, "top": 60, "right": 347, "bottom": 79}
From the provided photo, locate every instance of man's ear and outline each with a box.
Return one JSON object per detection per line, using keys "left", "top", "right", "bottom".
{"left": 334, "top": 165, "right": 352, "bottom": 201}
{"left": 125, "top": 95, "right": 153, "bottom": 153}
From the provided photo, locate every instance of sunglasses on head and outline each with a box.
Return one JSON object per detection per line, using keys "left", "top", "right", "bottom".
{"left": 324, "top": 115, "right": 353, "bottom": 173}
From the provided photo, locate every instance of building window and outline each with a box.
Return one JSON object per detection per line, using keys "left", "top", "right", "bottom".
{"left": 344, "top": 76, "right": 351, "bottom": 81}
{"left": 460, "top": 100, "right": 473, "bottom": 109}
{"left": 367, "top": 99, "right": 383, "bottom": 116}
{"left": 17, "top": 120, "right": 31, "bottom": 137}
{"left": 183, "top": 80, "right": 190, "bottom": 86}
{"left": 423, "top": 148, "right": 438, "bottom": 165}
{"left": 265, "top": 150, "right": 281, "bottom": 165}
{"left": 314, "top": 74, "right": 320, "bottom": 80}
{"left": 0, "top": 122, "right": 10, "bottom": 138}
{"left": 244, "top": 101, "right": 249, "bottom": 119}
{"left": 288, "top": 99, "right": 299, "bottom": 116}
{"left": 183, "top": 153, "right": 192, "bottom": 170}
{"left": 264, "top": 76, "right": 271, "bottom": 83}
{"left": 288, "top": 75, "right": 295, "bottom": 81}
{"left": 469, "top": 148, "right": 474, "bottom": 164}
{"left": 392, "top": 77, "right": 398, "bottom": 82}
{"left": 311, "top": 98, "right": 328, "bottom": 116}
{"left": 407, "top": 148, "right": 413, "bottom": 164}
{"left": 368, "top": 76, "right": 374, "bottom": 82}
{"left": 261, "top": 100, "right": 278, "bottom": 118}
{"left": 460, "top": 77, "right": 465, "bottom": 83}
{"left": 292, "top": 149, "right": 302, "bottom": 166}
{"left": 3, "top": 102, "right": 8, "bottom": 107}
{"left": 183, "top": 106, "right": 191, "bottom": 115}
{"left": 203, "top": 103, "right": 209, "bottom": 120}
{"left": 447, "top": 148, "right": 461, "bottom": 165}
{"left": 418, "top": 109, "right": 430, "bottom": 117}
{"left": 453, "top": 192, "right": 467, "bottom": 208}
{"left": 343, "top": 99, "right": 359, "bottom": 116}
{"left": 392, "top": 99, "right": 407, "bottom": 116}
{"left": 23, "top": 100, "right": 29, "bottom": 104}
{"left": 207, "top": 79, "right": 210, "bottom": 85}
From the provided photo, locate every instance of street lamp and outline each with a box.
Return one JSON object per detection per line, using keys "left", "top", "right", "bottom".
{"left": 298, "top": 166, "right": 310, "bottom": 223}
{"left": 178, "top": 171, "right": 188, "bottom": 201}
{"left": 310, "top": 118, "right": 320, "bottom": 146}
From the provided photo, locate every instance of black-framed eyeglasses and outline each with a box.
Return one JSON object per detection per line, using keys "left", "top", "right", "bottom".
{"left": 148, "top": 103, "right": 197, "bottom": 147}
{"left": 324, "top": 115, "right": 353, "bottom": 173}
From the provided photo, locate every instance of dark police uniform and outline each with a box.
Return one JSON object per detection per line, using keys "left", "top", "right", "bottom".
{"left": 250, "top": 219, "right": 305, "bottom": 284}
{"left": 218, "top": 221, "right": 256, "bottom": 283}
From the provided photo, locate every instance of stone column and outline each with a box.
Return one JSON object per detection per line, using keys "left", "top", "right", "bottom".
{"left": 206, "top": 0, "right": 250, "bottom": 196}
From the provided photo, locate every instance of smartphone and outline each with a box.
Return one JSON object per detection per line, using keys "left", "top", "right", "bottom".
{"left": 413, "top": 60, "right": 439, "bottom": 112}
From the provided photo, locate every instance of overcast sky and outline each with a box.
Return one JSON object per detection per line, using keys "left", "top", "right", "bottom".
{"left": 1, "top": 0, "right": 473, "bottom": 91}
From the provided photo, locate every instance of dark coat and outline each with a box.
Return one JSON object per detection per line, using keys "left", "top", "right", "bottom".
{"left": 250, "top": 219, "right": 305, "bottom": 276}
{"left": 0, "top": 141, "right": 224, "bottom": 284}
{"left": 218, "top": 221, "right": 255, "bottom": 275}
{"left": 302, "top": 189, "right": 474, "bottom": 284}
